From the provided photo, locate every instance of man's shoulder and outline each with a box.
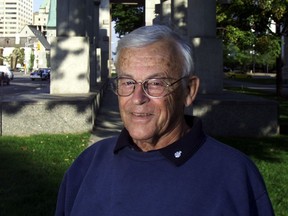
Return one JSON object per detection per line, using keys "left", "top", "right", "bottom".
{"left": 67, "top": 137, "right": 118, "bottom": 173}
{"left": 202, "top": 136, "right": 261, "bottom": 175}
{"left": 81, "top": 136, "right": 118, "bottom": 159}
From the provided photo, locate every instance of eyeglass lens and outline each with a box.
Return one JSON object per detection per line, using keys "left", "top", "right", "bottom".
{"left": 113, "top": 76, "right": 186, "bottom": 98}
{"left": 114, "top": 78, "right": 166, "bottom": 97}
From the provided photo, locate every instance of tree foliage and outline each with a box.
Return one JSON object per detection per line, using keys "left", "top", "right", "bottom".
{"left": 217, "top": 0, "right": 288, "bottom": 96}
{"left": 217, "top": 0, "right": 285, "bottom": 72}
{"left": 29, "top": 53, "right": 34, "bottom": 72}
{"left": 111, "top": 4, "right": 144, "bottom": 37}
{"left": 7, "top": 48, "right": 25, "bottom": 69}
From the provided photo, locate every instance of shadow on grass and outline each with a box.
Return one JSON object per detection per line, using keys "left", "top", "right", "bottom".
{"left": 0, "top": 143, "right": 58, "bottom": 216}
{"left": 0, "top": 134, "right": 88, "bottom": 216}
{"left": 218, "top": 136, "right": 288, "bottom": 163}
{"left": 0, "top": 141, "right": 64, "bottom": 216}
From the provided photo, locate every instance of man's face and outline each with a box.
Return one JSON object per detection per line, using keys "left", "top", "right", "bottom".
{"left": 116, "top": 40, "right": 188, "bottom": 146}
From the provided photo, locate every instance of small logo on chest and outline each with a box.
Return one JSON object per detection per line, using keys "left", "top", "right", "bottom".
{"left": 174, "top": 151, "right": 182, "bottom": 158}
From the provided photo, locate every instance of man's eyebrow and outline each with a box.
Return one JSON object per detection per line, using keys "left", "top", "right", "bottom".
{"left": 118, "top": 73, "right": 132, "bottom": 78}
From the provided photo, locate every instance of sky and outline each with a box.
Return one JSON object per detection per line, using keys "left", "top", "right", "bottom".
{"left": 33, "top": 0, "right": 43, "bottom": 12}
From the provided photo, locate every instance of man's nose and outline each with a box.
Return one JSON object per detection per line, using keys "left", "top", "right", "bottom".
{"left": 131, "top": 83, "right": 149, "bottom": 104}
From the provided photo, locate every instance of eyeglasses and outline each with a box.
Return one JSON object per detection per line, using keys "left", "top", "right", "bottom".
{"left": 111, "top": 76, "right": 187, "bottom": 98}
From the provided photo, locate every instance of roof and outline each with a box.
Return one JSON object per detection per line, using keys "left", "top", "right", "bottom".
{"left": 29, "top": 26, "right": 51, "bottom": 50}
{"left": 40, "top": 0, "right": 51, "bottom": 9}
{"left": 18, "top": 25, "right": 51, "bottom": 50}
{"left": 47, "top": 0, "right": 56, "bottom": 27}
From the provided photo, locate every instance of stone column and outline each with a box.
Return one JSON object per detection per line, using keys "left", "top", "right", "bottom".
{"left": 99, "top": 0, "right": 110, "bottom": 80}
{"left": 187, "top": 0, "right": 223, "bottom": 94}
{"left": 171, "top": 0, "right": 188, "bottom": 36}
{"left": 88, "top": 0, "right": 101, "bottom": 90}
{"left": 50, "top": 0, "right": 101, "bottom": 94}
{"left": 282, "top": 36, "right": 288, "bottom": 81}
{"left": 155, "top": 0, "right": 171, "bottom": 25}
{"left": 146, "top": 0, "right": 160, "bottom": 26}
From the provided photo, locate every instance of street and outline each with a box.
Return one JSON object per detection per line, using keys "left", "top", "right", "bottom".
{"left": 223, "top": 75, "right": 288, "bottom": 96}
{"left": 0, "top": 72, "right": 49, "bottom": 100}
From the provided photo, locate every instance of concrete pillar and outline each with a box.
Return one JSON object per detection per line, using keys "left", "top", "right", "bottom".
{"left": 88, "top": 0, "right": 101, "bottom": 90}
{"left": 57, "top": 0, "right": 86, "bottom": 36}
{"left": 50, "top": 36, "right": 90, "bottom": 94}
{"left": 171, "top": 0, "right": 188, "bottom": 36}
{"left": 99, "top": 0, "right": 110, "bottom": 80}
{"left": 191, "top": 37, "right": 223, "bottom": 94}
{"left": 187, "top": 0, "right": 223, "bottom": 94}
{"left": 155, "top": 0, "right": 171, "bottom": 25}
{"left": 146, "top": 0, "right": 160, "bottom": 26}
{"left": 282, "top": 36, "right": 288, "bottom": 81}
{"left": 187, "top": 0, "right": 216, "bottom": 37}
{"left": 51, "top": 0, "right": 101, "bottom": 94}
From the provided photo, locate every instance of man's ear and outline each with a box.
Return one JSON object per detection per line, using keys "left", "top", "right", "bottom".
{"left": 184, "top": 76, "right": 200, "bottom": 107}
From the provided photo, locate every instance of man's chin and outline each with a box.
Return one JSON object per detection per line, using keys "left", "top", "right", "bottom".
{"left": 127, "top": 129, "right": 153, "bottom": 142}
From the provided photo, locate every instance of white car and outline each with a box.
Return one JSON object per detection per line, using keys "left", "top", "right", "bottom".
{"left": 0, "top": 65, "right": 14, "bottom": 80}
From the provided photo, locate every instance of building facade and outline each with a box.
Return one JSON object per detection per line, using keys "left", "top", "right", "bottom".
{"left": 33, "top": 0, "right": 50, "bottom": 37}
{"left": 0, "top": 0, "right": 33, "bottom": 37}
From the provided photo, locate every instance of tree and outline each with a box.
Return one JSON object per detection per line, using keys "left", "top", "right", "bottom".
{"left": 217, "top": 0, "right": 287, "bottom": 96}
{"left": 9, "top": 48, "right": 25, "bottom": 69}
{"left": 111, "top": 4, "right": 145, "bottom": 37}
{"left": 255, "top": 35, "right": 281, "bottom": 73}
{"left": 29, "top": 53, "right": 35, "bottom": 72}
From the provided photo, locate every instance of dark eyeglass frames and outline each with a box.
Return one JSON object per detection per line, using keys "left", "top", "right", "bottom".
{"left": 111, "top": 76, "right": 188, "bottom": 98}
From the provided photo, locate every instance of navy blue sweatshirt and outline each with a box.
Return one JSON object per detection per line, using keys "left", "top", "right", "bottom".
{"left": 55, "top": 118, "right": 274, "bottom": 216}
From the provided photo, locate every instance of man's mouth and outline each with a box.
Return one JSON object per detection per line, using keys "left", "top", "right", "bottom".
{"left": 131, "top": 112, "right": 152, "bottom": 117}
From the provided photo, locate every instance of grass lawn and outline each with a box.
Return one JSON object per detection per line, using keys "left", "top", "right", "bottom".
{"left": 0, "top": 133, "right": 90, "bottom": 216}
{"left": 0, "top": 77, "right": 287, "bottom": 215}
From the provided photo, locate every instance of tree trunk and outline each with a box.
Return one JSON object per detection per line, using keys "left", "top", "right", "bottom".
{"left": 276, "top": 56, "right": 283, "bottom": 97}
{"left": 276, "top": 22, "right": 283, "bottom": 97}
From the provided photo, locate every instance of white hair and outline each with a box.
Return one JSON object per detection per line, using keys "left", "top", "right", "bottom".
{"left": 114, "top": 25, "right": 194, "bottom": 76}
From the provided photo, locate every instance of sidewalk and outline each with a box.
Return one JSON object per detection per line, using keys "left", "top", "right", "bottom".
{"left": 224, "top": 79, "right": 288, "bottom": 97}
{"left": 88, "top": 84, "right": 123, "bottom": 145}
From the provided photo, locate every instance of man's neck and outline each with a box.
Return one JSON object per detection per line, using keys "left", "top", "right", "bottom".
{"left": 133, "top": 121, "right": 191, "bottom": 152}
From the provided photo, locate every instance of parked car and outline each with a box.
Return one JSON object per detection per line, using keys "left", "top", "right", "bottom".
{"left": 30, "top": 68, "right": 51, "bottom": 81}
{"left": 223, "top": 66, "right": 232, "bottom": 73}
{"left": 226, "top": 70, "right": 253, "bottom": 79}
{"left": 0, "top": 65, "right": 14, "bottom": 80}
{"left": 0, "top": 71, "right": 10, "bottom": 85}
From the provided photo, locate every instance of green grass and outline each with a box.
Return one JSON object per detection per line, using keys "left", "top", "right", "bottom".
{"left": 0, "top": 133, "right": 90, "bottom": 216}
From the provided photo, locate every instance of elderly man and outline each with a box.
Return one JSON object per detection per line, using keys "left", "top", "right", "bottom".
{"left": 55, "top": 25, "right": 274, "bottom": 215}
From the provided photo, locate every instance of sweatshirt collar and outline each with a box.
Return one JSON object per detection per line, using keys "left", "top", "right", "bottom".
{"left": 114, "top": 116, "right": 206, "bottom": 166}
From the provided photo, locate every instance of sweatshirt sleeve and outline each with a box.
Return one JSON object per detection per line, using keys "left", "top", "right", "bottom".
{"left": 54, "top": 174, "right": 68, "bottom": 216}
{"left": 255, "top": 191, "right": 275, "bottom": 216}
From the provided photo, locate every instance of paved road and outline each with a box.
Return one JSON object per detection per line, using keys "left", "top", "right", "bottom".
{"left": 0, "top": 72, "right": 50, "bottom": 100}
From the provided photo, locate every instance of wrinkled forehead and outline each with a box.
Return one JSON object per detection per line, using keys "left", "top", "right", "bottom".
{"left": 116, "top": 40, "right": 183, "bottom": 77}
